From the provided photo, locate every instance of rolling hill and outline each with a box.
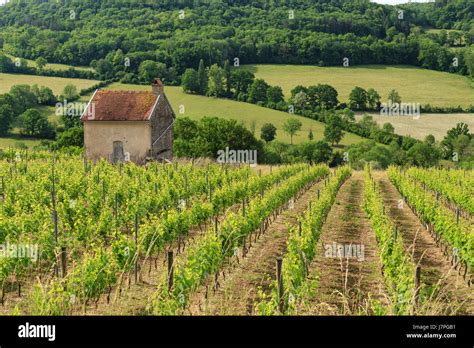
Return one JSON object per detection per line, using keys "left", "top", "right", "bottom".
{"left": 243, "top": 64, "right": 474, "bottom": 108}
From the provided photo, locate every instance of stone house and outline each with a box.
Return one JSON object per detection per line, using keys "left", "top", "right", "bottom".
{"left": 80, "top": 79, "right": 175, "bottom": 163}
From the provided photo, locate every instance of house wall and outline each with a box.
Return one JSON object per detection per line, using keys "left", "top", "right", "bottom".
{"left": 151, "top": 94, "right": 174, "bottom": 161}
{"left": 84, "top": 121, "right": 151, "bottom": 163}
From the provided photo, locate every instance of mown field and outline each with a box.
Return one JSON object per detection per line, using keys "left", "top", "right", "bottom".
{"left": 105, "top": 83, "right": 365, "bottom": 146}
{"left": 0, "top": 73, "right": 100, "bottom": 95}
{"left": 356, "top": 113, "right": 474, "bottom": 140}
{"left": 243, "top": 64, "right": 474, "bottom": 108}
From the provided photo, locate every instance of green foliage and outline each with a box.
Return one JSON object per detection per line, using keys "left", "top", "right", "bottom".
{"left": 9, "top": 85, "right": 38, "bottom": 114}
{"left": 248, "top": 79, "right": 269, "bottom": 104}
{"left": 197, "top": 59, "right": 208, "bottom": 95}
{"left": 349, "top": 86, "right": 368, "bottom": 111}
{"left": 0, "top": 104, "right": 14, "bottom": 136}
{"left": 323, "top": 114, "right": 344, "bottom": 146}
{"left": 206, "top": 64, "right": 226, "bottom": 97}
{"left": 260, "top": 123, "right": 277, "bottom": 143}
{"left": 174, "top": 117, "right": 263, "bottom": 159}
{"left": 62, "top": 84, "right": 78, "bottom": 101}
{"left": 283, "top": 118, "right": 302, "bottom": 145}
{"left": 18, "top": 109, "right": 55, "bottom": 138}
{"left": 231, "top": 69, "right": 254, "bottom": 99}
{"left": 138, "top": 61, "right": 167, "bottom": 84}
{"left": 35, "top": 57, "right": 47, "bottom": 69}
{"left": 388, "top": 89, "right": 401, "bottom": 104}
{"left": 181, "top": 68, "right": 200, "bottom": 94}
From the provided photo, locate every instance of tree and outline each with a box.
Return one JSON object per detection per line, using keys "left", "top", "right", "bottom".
{"left": 307, "top": 84, "right": 339, "bottom": 110}
{"left": 308, "top": 129, "right": 314, "bottom": 141}
{"left": 266, "top": 86, "right": 284, "bottom": 106}
{"left": 293, "top": 91, "right": 308, "bottom": 111}
{"left": 35, "top": 57, "right": 47, "bottom": 69}
{"left": 248, "top": 79, "right": 269, "bottom": 104}
{"left": 32, "top": 85, "right": 56, "bottom": 105}
{"left": 349, "top": 86, "right": 368, "bottom": 110}
{"left": 206, "top": 64, "right": 226, "bottom": 97}
{"left": 382, "top": 122, "right": 394, "bottom": 134}
{"left": 174, "top": 117, "right": 262, "bottom": 159}
{"left": 0, "top": 54, "right": 14, "bottom": 73}
{"left": 223, "top": 60, "right": 232, "bottom": 97}
{"left": 441, "top": 122, "right": 470, "bottom": 158}
{"left": 0, "top": 104, "right": 14, "bottom": 136}
{"left": 424, "top": 134, "right": 436, "bottom": 145}
{"left": 95, "top": 58, "right": 114, "bottom": 78}
{"left": 54, "top": 127, "right": 84, "bottom": 148}
{"left": 452, "top": 134, "right": 471, "bottom": 159}
{"left": 231, "top": 69, "right": 254, "bottom": 98}
{"left": 407, "top": 143, "right": 440, "bottom": 167}
{"left": 283, "top": 118, "right": 302, "bottom": 145}
{"left": 138, "top": 60, "right": 167, "bottom": 83}
{"left": 312, "top": 140, "right": 332, "bottom": 163}
{"left": 62, "top": 84, "right": 78, "bottom": 101}
{"left": 261, "top": 123, "right": 277, "bottom": 142}
{"left": 388, "top": 89, "right": 401, "bottom": 104}
{"left": 367, "top": 88, "right": 381, "bottom": 110}
{"left": 324, "top": 114, "right": 344, "bottom": 146}
{"left": 197, "top": 59, "right": 208, "bottom": 95}
{"left": 19, "top": 109, "right": 55, "bottom": 138}
{"left": 181, "top": 68, "right": 200, "bottom": 93}
{"left": 9, "top": 85, "right": 38, "bottom": 114}
{"left": 464, "top": 47, "right": 474, "bottom": 77}
{"left": 448, "top": 31, "right": 462, "bottom": 46}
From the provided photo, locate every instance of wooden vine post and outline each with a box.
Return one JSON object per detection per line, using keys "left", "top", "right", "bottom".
{"left": 276, "top": 257, "right": 284, "bottom": 314}
{"left": 167, "top": 251, "right": 174, "bottom": 293}
{"left": 413, "top": 265, "right": 421, "bottom": 310}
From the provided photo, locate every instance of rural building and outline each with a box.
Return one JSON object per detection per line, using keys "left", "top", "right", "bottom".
{"left": 80, "top": 79, "right": 175, "bottom": 163}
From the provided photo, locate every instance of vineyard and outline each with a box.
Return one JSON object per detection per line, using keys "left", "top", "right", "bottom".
{"left": 0, "top": 150, "right": 472, "bottom": 316}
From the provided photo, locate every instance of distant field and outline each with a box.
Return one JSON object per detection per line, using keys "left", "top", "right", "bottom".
{"left": 356, "top": 113, "right": 474, "bottom": 141}
{"left": 0, "top": 73, "right": 100, "bottom": 95}
{"left": 106, "top": 83, "right": 365, "bottom": 147}
{"left": 1, "top": 51, "right": 94, "bottom": 72}
{"left": 243, "top": 64, "right": 474, "bottom": 108}
{"left": 0, "top": 136, "right": 41, "bottom": 149}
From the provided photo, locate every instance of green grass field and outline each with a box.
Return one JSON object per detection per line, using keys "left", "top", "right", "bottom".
{"left": 0, "top": 73, "right": 100, "bottom": 95}
{"left": 106, "top": 83, "right": 365, "bottom": 147}
{"left": 1, "top": 51, "right": 94, "bottom": 72}
{"left": 0, "top": 136, "right": 42, "bottom": 149}
{"left": 242, "top": 64, "right": 474, "bottom": 108}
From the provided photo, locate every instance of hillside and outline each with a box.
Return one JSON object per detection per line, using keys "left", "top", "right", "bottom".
{"left": 105, "top": 83, "right": 365, "bottom": 147}
{"left": 243, "top": 64, "right": 474, "bottom": 107}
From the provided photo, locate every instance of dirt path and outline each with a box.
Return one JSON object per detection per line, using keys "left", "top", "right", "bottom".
{"left": 298, "top": 172, "right": 388, "bottom": 315}
{"left": 188, "top": 179, "right": 324, "bottom": 315}
{"left": 376, "top": 172, "right": 474, "bottom": 315}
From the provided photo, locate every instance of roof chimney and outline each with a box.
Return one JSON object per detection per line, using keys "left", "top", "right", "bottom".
{"left": 152, "top": 78, "right": 164, "bottom": 96}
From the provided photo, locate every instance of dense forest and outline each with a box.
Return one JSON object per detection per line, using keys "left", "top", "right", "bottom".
{"left": 0, "top": 0, "right": 473, "bottom": 82}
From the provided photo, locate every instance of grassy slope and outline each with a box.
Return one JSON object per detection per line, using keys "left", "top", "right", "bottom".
{"left": 105, "top": 83, "right": 365, "bottom": 147}
{"left": 242, "top": 64, "right": 474, "bottom": 108}
{"left": 0, "top": 73, "right": 100, "bottom": 95}
{"left": 1, "top": 51, "right": 94, "bottom": 72}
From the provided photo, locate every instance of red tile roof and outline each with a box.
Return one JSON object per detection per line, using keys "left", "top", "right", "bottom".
{"left": 81, "top": 90, "right": 159, "bottom": 121}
